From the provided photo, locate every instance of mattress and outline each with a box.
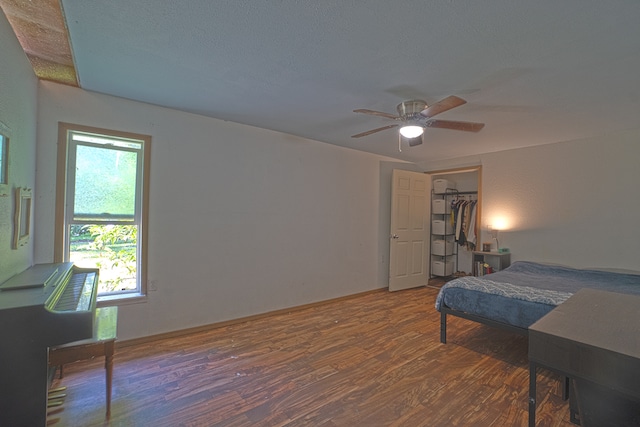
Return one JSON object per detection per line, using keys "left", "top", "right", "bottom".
{"left": 435, "top": 261, "right": 640, "bottom": 329}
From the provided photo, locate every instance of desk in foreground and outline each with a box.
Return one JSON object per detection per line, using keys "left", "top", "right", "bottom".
{"left": 528, "top": 288, "right": 640, "bottom": 426}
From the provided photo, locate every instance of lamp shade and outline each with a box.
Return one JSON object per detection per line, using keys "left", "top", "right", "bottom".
{"left": 399, "top": 125, "right": 423, "bottom": 138}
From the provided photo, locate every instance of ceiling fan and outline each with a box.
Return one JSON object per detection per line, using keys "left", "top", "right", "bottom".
{"left": 352, "top": 95, "right": 484, "bottom": 149}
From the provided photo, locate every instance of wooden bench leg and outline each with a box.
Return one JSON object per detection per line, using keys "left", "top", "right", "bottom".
{"left": 105, "top": 340, "right": 115, "bottom": 418}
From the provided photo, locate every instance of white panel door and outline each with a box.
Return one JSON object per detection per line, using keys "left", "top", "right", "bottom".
{"left": 389, "top": 169, "right": 431, "bottom": 291}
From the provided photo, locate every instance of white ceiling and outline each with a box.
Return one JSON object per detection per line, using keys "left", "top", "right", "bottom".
{"left": 58, "top": 0, "right": 640, "bottom": 163}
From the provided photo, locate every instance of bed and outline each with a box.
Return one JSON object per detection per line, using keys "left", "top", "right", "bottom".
{"left": 435, "top": 261, "right": 640, "bottom": 343}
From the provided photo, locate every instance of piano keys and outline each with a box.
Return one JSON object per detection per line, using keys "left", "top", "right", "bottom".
{"left": 0, "top": 263, "right": 99, "bottom": 427}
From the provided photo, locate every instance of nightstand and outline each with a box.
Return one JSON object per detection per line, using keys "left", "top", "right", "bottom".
{"left": 472, "top": 251, "right": 510, "bottom": 275}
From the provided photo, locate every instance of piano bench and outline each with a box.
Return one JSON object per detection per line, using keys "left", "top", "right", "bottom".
{"left": 49, "top": 306, "right": 118, "bottom": 419}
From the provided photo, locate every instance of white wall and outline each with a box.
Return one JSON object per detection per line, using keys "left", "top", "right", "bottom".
{"left": 0, "top": 11, "right": 38, "bottom": 283}
{"left": 422, "top": 128, "right": 640, "bottom": 271}
{"left": 35, "top": 82, "right": 399, "bottom": 340}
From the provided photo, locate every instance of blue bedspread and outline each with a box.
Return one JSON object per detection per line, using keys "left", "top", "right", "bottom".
{"left": 435, "top": 261, "right": 640, "bottom": 328}
{"left": 435, "top": 276, "right": 573, "bottom": 310}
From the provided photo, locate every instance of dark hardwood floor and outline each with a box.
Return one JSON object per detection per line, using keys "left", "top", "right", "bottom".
{"left": 48, "top": 285, "right": 574, "bottom": 426}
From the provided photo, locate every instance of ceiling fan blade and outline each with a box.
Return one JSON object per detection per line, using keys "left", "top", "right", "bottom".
{"left": 353, "top": 109, "right": 400, "bottom": 120}
{"left": 351, "top": 124, "right": 398, "bottom": 138}
{"left": 420, "top": 95, "right": 467, "bottom": 119}
{"left": 426, "top": 119, "right": 485, "bottom": 132}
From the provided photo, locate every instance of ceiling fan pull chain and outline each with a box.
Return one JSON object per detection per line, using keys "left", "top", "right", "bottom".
{"left": 398, "top": 133, "right": 402, "bottom": 152}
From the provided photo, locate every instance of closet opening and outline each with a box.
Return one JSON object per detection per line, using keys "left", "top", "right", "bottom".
{"left": 428, "top": 166, "right": 482, "bottom": 278}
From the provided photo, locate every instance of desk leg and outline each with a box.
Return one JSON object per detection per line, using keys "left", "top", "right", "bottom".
{"left": 529, "top": 362, "right": 537, "bottom": 427}
{"left": 104, "top": 340, "right": 115, "bottom": 419}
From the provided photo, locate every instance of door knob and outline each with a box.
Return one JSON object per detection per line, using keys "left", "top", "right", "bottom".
{"left": 391, "top": 234, "right": 399, "bottom": 239}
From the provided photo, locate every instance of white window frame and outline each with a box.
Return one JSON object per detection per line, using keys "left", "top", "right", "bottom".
{"left": 55, "top": 122, "right": 151, "bottom": 304}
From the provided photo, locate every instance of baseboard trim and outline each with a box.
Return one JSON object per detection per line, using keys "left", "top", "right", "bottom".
{"left": 117, "top": 287, "right": 387, "bottom": 348}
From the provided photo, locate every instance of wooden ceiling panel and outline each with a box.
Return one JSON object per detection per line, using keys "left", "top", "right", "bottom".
{"left": 0, "top": 0, "right": 77, "bottom": 86}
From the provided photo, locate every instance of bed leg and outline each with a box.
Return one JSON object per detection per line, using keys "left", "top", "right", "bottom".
{"left": 440, "top": 311, "right": 447, "bottom": 343}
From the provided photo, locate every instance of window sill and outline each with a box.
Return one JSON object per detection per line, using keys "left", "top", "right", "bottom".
{"left": 97, "top": 292, "right": 147, "bottom": 307}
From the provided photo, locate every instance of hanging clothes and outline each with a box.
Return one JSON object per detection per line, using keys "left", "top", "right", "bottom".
{"left": 451, "top": 198, "right": 477, "bottom": 250}
{"left": 453, "top": 199, "right": 466, "bottom": 245}
{"left": 451, "top": 199, "right": 459, "bottom": 240}
{"left": 466, "top": 201, "right": 477, "bottom": 250}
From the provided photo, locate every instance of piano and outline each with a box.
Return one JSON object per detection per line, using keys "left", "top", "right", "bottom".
{"left": 0, "top": 262, "right": 99, "bottom": 427}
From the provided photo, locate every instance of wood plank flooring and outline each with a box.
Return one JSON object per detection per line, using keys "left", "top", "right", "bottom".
{"left": 48, "top": 285, "right": 574, "bottom": 426}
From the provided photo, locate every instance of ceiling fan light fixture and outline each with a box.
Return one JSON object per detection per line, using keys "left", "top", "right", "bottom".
{"left": 399, "top": 125, "right": 423, "bottom": 139}
{"left": 352, "top": 95, "right": 484, "bottom": 140}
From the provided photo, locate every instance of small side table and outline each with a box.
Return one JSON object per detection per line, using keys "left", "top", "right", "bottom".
{"left": 49, "top": 306, "right": 118, "bottom": 418}
{"left": 472, "top": 251, "right": 510, "bottom": 275}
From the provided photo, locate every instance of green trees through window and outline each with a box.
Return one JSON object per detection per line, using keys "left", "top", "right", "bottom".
{"left": 70, "top": 224, "right": 138, "bottom": 293}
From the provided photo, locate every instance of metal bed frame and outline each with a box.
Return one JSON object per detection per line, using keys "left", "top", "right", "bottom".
{"left": 439, "top": 304, "right": 528, "bottom": 344}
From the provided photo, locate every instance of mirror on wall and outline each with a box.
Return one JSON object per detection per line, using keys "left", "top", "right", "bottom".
{"left": 0, "top": 132, "right": 8, "bottom": 196}
{"left": 13, "top": 187, "right": 32, "bottom": 249}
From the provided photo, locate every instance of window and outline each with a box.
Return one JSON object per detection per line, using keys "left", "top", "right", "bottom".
{"left": 56, "top": 123, "right": 150, "bottom": 301}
